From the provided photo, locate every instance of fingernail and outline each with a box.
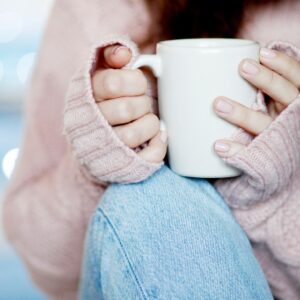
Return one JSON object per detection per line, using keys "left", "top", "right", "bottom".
{"left": 242, "top": 60, "right": 259, "bottom": 75}
{"left": 260, "top": 48, "right": 276, "bottom": 59}
{"left": 214, "top": 141, "right": 230, "bottom": 152}
{"left": 160, "top": 131, "right": 168, "bottom": 143}
{"left": 113, "top": 45, "right": 128, "bottom": 55}
{"left": 215, "top": 98, "right": 233, "bottom": 114}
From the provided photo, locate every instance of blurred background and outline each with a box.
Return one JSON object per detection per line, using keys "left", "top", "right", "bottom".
{"left": 0, "top": 0, "right": 53, "bottom": 298}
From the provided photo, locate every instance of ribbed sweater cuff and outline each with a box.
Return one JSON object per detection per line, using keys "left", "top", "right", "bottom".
{"left": 63, "top": 34, "right": 163, "bottom": 184}
{"left": 215, "top": 41, "right": 300, "bottom": 208}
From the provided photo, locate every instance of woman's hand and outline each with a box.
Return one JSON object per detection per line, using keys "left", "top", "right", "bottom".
{"left": 213, "top": 48, "right": 300, "bottom": 158}
{"left": 92, "top": 45, "right": 167, "bottom": 163}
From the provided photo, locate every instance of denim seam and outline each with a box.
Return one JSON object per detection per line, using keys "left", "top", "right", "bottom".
{"left": 88, "top": 216, "right": 104, "bottom": 298}
{"left": 98, "top": 207, "right": 149, "bottom": 300}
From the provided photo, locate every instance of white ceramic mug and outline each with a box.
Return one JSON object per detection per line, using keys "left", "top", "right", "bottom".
{"left": 133, "top": 38, "right": 259, "bottom": 178}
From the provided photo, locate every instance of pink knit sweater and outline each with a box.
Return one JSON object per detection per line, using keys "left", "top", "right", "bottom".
{"left": 3, "top": 0, "right": 300, "bottom": 299}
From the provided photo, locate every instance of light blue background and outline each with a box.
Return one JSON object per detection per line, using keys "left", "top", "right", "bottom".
{"left": 0, "top": 1, "right": 53, "bottom": 299}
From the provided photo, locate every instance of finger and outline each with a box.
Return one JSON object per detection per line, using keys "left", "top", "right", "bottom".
{"left": 214, "top": 97, "right": 273, "bottom": 135}
{"left": 138, "top": 131, "right": 168, "bottom": 163}
{"left": 113, "top": 113, "right": 160, "bottom": 148}
{"left": 260, "top": 48, "right": 300, "bottom": 88}
{"left": 239, "top": 59, "right": 299, "bottom": 105}
{"left": 214, "top": 139, "right": 246, "bottom": 158}
{"left": 93, "top": 69, "right": 147, "bottom": 101}
{"left": 103, "top": 45, "right": 132, "bottom": 69}
{"left": 98, "top": 95, "right": 152, "bottom": 126}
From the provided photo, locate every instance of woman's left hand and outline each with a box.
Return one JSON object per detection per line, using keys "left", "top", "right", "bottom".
{"left": 213, "top": 48, "right": 300, "bottom": 158}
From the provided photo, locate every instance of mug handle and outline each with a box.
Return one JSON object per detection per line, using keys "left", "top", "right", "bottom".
{"left": 132, "top": 54, "right": 162, "bottom": 77}
{"left": 132, "top": 55, "right": 167, "bottom": 132}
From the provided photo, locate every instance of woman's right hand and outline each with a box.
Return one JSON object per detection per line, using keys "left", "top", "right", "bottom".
{"left": 92, "top": 45, "right": 167, "bottom": 164}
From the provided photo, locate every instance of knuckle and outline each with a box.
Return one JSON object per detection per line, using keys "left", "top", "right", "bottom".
{"left": 149, "top": 114, "right": 160, "bottom": 131}
{"left": 229, "top": 143, "right": 245, "bottom": 156}
{"left": 149, "top": 152, "right": 162, "bottom": 163}
{"left": 143, "top": 96, "right": 153, "bottom": 111}
{"left": 280, "top": 57, "right": 297, "bottom": 83}
{"left": 135, "top": 69, "right": 148, "bottom": 91}
{"left": 102, "top": 70, "right": 122, "bottom": 96}
{"left": 284, "top": 56, "right": 295, "bottom": 74}
{"left": 237, "top": 106, "right": 251, "bottom": 125}
{"left": 156, "top": 144, "right": 167, "bottom": 158}
{"left": 150, "top": 144, "right": 167, "bottom": 163}
{"left": 140, "top": 147, "right": 163, "bottom": 164}
{"left": 265, "top": 70, "right": 275, "bottom": 88}
{"left": 117, "top": 101, "right": 133, "bottom": 122}
{"left": 135, "top": 68, "right": 144, "bottom": 79}
{"left": 122, "top": 127, "right": 138, "bottom": 147}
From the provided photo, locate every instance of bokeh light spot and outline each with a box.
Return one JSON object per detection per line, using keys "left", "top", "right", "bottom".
{"left": 2, "top": 148, "right": 19, "bottom": 179}
{"left": 0, "top": 12, "right": 23, "bottom": 43}
{"left": 17, "top": 52, "right": 36, "bottom": 84}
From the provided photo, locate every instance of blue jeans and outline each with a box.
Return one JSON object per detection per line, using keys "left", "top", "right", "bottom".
{"left": 79, "top": 165, "right": 273, "bottom": 300}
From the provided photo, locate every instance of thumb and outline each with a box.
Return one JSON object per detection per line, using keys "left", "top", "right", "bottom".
{"left": 103, "top": 45, "right": 132, "bottom": 69}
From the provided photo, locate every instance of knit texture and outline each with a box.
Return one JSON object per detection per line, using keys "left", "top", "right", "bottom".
{"left": 2, "top": 1, "right": 160, "bottom": 299}
{"left": 215, "top": 41, "right": 300, "bottom": 299}
{"left": 2, "top": 0, "right": 300, "bottom": 299}
{"left": 63, "top": 35, "right": 163, "bottom": 184}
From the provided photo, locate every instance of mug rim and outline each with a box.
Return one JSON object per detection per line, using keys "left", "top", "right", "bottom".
{"left": 158, "top": 38, "right": 259, "bottom": 49}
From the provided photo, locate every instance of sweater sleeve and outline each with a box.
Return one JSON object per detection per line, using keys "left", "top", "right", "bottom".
{"left": 63, "top": 35, "right": 163, "bottom": 185}
{"left": 214, "top": 41, "right": 300, "bottom": 210}
{"left": 3, "top": 38, "right": 162, "bottom": 300}
{"left": 3, "top": 152, "right": 106, "bottom": 300}
{"left": 2, "top": 1, "right": 162, "bottom": 299}
{"left": 214, "top": 41, "right": 300, "bottom": 298}
{"left": 3, "top": 37, "right": 161, "bottom": 297}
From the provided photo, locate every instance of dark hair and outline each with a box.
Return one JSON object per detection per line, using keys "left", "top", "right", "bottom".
{"left": 146, "top": 0, "right": 283, "bottom": 40}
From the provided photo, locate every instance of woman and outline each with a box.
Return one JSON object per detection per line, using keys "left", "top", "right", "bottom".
{"left": 3, "top": 0, "right": 300, "bottom": 299}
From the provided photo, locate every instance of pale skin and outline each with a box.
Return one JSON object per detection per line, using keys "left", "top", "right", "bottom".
{"left": 92, "top": 45, "right": 168, "bottom": 164}
{"left": 93, "top": 45, "right": 300, "bottom": 164}
{"left": 214, "top": 47, "right": 300, "bottom": 157}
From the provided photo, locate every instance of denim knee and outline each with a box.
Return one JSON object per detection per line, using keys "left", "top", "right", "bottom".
{"left": 80, "top": 165, "right": 273, "bottom": 300}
